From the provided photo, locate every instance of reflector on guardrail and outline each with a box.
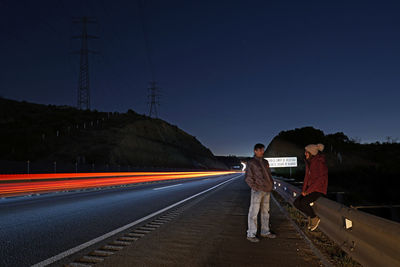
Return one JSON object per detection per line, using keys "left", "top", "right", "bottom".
{"left": 344, "top": 218, "right": 352, "bottom": 230}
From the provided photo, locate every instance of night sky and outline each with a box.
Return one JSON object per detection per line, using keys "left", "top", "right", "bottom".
{"left": 1, "top": 0, "right": 400, "bottom": 156}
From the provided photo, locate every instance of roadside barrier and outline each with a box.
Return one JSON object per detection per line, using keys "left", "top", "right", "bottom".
{"left": 273, "top": 178, "right": 400, "bottom": 267}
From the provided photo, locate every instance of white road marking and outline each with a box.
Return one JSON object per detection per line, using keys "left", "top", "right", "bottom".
{"left": 153, "top": 184, "right": 182, "bottom": 190}
{"left": 31, "top": 173, "right": 243, "bottom": 267}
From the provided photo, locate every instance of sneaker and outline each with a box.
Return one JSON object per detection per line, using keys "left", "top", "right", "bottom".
{"left": 310, "top": 217, "right": 321, "bottom": 231}
{"left": 247, "top": 236, "right": 260, "bottom": 243}
{"left": 260, "top": 233, "right": 276, "bottom": 239}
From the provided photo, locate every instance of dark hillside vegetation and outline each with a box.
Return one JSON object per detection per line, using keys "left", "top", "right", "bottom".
{"left": 0, "top": 98, "right": 227, "bottom": 172}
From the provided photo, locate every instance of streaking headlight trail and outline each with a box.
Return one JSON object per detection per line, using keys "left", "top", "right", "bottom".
{"left": 0, "top": 171, "right": 239, "bottom": 197}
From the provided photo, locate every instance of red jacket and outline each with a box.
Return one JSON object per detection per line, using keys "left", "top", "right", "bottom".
{"left": 302, "top": 154, "right": 328, "bottom": 195}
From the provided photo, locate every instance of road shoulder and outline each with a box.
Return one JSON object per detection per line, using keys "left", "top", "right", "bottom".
{"left": 93, "top": 178, "right": 322, "bottom": 267}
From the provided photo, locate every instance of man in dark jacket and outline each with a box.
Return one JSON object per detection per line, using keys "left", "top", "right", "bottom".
{"left": 294, "top": 143, "right": 328, "bottom": 231}
{"left": 245, "top": 143, "right": 276, "bottom": 242}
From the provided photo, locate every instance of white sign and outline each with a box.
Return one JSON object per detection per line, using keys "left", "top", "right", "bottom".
{"left": 264, "top": 157, "right": 297, "bottom": 168}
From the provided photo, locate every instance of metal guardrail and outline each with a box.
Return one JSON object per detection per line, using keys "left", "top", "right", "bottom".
{"left": 273, "top": 178, "right": 400, "bottom": 267}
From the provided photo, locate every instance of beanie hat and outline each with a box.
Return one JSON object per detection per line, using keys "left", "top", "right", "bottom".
{"left": 305, "top": 144, "right": 324, "bottom": 156}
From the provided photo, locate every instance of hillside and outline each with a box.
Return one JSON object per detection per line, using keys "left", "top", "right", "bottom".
{"left": 0, "top": 98, "right": 227, "bottom": 173}
{"left": 265, "top": 127, "right": 400, "bottom": 205}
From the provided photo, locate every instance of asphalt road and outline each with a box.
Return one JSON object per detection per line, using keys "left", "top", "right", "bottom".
{"left": 0, "top": 173, "right": 241, "bottom": 267}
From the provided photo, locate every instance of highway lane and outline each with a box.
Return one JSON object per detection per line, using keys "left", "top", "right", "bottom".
{"left": 0, "top": 173, "right": 242, "bottom": 267}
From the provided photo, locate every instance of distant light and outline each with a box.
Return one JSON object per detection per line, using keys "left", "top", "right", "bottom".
{"left": 241, "top": 162, "right": 246, "bottom": 171}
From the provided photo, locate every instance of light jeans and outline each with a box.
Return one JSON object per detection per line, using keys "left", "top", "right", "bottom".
{"left": 247, "top": 189, "right": 271, "bottom": 237}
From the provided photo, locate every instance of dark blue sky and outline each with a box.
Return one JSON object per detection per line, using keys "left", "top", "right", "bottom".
{"left": 1, "top": 0, "right": 399, "bottom": 156}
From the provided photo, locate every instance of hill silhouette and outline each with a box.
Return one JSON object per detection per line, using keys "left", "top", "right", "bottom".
{"left": 0, "top": 98, "right": 227, "bottom": 173}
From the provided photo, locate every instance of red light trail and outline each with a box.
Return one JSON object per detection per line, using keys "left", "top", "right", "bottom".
{"left": 0, "top": 171, "right": 240, "bottom": 197}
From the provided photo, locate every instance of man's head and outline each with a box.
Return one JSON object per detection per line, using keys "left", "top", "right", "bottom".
{"left": 254, "top": 143, "right": 265, "bottom": 158}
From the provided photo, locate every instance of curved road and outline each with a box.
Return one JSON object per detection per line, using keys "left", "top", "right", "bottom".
{"left": 0, "top": 173, "right": 242, "bottom": 267}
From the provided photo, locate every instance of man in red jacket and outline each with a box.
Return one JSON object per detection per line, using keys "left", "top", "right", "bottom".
{"left": 294, "top": 144, "right": 328, "bottom": 231}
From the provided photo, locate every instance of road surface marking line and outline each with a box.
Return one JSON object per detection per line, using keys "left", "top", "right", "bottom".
{"left": 150, "top": 221, "right": 163, "bottom": 225}
{"left": 119, "top": 236, "right": 138, "bottom": 242}
{"left": 80, "top": 256, "right": 104, "bottom": 263}
{"left": 101, "top": 245, "right": 123, "bottom": 251}
{"left": 138, "top": 226, "right": 156, "bottom": 231}
{"left": 31, "top": 173, "right": 242, "bottom": 267}
{"left": 91, "top": 250, "right": 114, "bottom": 257}
{"left": 153, "top": 183, "right": 183, "bottom": 190}
{"left": 127, "top": 233, "right": 145, "bottom": 237}
{"left": 160, "top": 216, "right": 174, "bottom": 219}
{"left": 133, "top": 229, "right": 151, "bottom": 234}
{"left": 147, "top": 224, "right": 161, "bottom": 228}
{"left": 111, "top": 241, "right": 131, "bottom": 246}
{"left": 67, "top": 263, "right": 92, "bottom": 267}
{"left": 153, "top": 219, "right": 167, "bottom": 222}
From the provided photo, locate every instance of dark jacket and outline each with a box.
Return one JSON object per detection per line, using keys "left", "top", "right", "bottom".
{"left": 245, "top": 157, "right": 274, "bottom": 192}
{"left": 302, "top": 154, "right": 328, "bottom": 195}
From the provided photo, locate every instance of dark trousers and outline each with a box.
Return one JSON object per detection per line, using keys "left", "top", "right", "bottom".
{"left": 293, "top": 192, "right": 323, "bottom": 218}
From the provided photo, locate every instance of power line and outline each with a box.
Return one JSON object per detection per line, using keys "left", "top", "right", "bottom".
{"left": 139, "top": 1, "right": 161, "bottom": 118}
{"left": 138, "top": 0, "right": 156, "bottom": 81}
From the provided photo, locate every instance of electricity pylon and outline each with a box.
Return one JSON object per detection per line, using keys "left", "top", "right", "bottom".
{"left": 148, "top": 81, "right": 160, "bottom": 118}
{"left": 73, "top": 16, "right": 98, "bottom": 110}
